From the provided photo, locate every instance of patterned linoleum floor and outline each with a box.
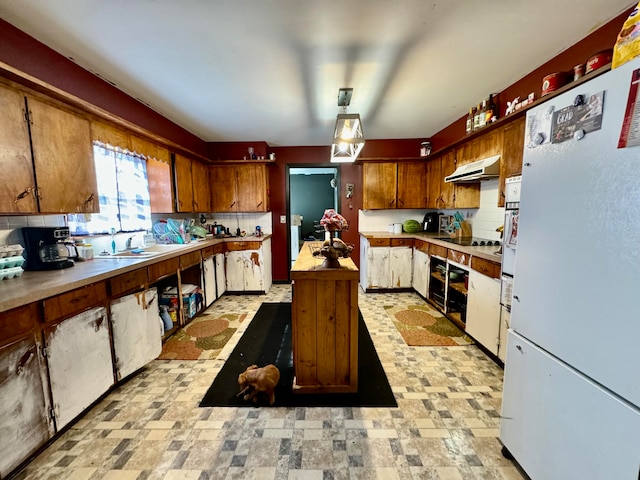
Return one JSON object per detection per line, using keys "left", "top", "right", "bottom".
{"left": 14, "top": 285, "right": 524, "bottom": 480}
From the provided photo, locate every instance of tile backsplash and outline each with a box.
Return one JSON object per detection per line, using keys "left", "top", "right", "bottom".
{"left": 358, "top": 179, "right": 505, "bottom": 241}
{"left": 0, "top": 212, "right": 274, "bottom": 257}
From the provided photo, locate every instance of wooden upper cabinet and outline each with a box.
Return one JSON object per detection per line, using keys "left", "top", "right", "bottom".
{"left": 397, "top": 162, "right": 426, "bottom": 209}
{"left": 210, "top": 164, "right": 239, "bottom": 212}
{"left": 362, "top": 162, "right": 397, "bottom": 209}
{"left": 498, "top": 116, "right": 525, "bottom": 206}
{"left": 439, "top": 150, "right": 456, "bottom": 208}
{"left": 173, "top": 153, "right": 194, "bottom": 212}
{"left": 210, "top": 163, "right": 269, "bottom": 213}
{"left": 237, "top": 164, "right": 268, "bottom": 212}
{"left": 0, "top": 84, "right": 37, "bottom": 213}
{"left": 192, "top": 160, "right": 212, "bottom": 213}
{"left": 147, "top": 156, "right": 174, "bottom": 213}
{"left": 426, "top": 156, "right": 442, "bottom": 209}
{"left": 28, "top": 97, "right": 98, "bottom": 213}
{"left": 478, "top": 127, "right": 503, "bottom": 159}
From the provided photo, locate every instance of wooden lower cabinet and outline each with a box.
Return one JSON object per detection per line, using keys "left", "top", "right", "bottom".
{"left": 110, "top": 288, "right": 162, "bottom": 381}
{"left": 290, "top": 243, "right": 359, "bottom": 394}
{"left": 43, "top": 306, "right": 114, "bottom": 430}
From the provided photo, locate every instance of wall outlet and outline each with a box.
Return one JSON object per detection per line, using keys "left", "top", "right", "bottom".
{"left": 280, "top": 215, "right": 286, "bottom": 224}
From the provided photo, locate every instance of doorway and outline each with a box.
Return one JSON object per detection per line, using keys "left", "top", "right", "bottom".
{"left": 287, "top": 166, "right": 339, "bottom": 267}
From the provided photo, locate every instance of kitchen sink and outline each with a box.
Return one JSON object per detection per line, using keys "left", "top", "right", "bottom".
{"left": 95, "top": 243, "right": 189, "bottom": 259}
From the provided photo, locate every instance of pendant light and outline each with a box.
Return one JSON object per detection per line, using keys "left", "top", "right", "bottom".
{"left": 330, "top": 88, "right": 365, "bottom": 163}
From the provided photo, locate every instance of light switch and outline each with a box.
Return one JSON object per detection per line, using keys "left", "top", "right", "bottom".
{"left": 280, "top": 215, "right": 286, "bottom": 224}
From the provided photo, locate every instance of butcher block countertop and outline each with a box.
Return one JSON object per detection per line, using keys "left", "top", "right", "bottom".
{"left": 291, "top": 242, "right": 359, "bottom": 279}
{"left": 359, "top": 231, "right": 502, "bottom": 263}
{"left": 0, "top": 235, "right": 271, "bottom": 314}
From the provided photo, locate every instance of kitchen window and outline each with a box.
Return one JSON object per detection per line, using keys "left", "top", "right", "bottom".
{"left": 68, "top": 143, "right": 152, "bottom": 234}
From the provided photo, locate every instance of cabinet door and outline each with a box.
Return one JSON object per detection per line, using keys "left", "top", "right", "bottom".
{"left": 466, "top": 269, "right": 501, "bottom": 355}
{"left": 28, "top": 97, "right": 98, "bottom": 213}
{"left": 210, "top": 165, "right": 238, "bottom": 212}
{"left": 192, "top": 160, "right": 212, "bottom": 212}
{"left": 242, "top": 250, "right": 264, "bottom": 291}
{"left": 44, "top": 306, "right": 113, "bottom": 430}
{"left": 215, "top": 252, "right": 226, "bottom": 297}
{"left": 477, "top": 127, "right": 503, "bottom": 159}
{"left": 498, "top": 116, "right": 525, "bottom": 207}
{"left": 397, "top": 162, "right": 426, "bottom": 209}
{"left": 366, "top": 247, "right": 390, "bottom": 289}
{"left": 0, "top": 85, "right": 37, "bottom": 213}
{"left": 0, "top": 335, "right": 54, "bottom": 478}
{"left": 110, "top": 288, "right": 161, "bottom": 381}
{"left": 439, "top": 151, "right": 456, "bottom": 208}
{"left": 425, "top": 156, "right": 442, "bottom": 209}
{"left": 147, "top": 156, "right": 174, "bottom": 213}
{"left": 174, "top": 153, "right": 194, "bottom": 212}
{"left": 362, "top": 163, "right": 397, "bottom": 209}
{"left": 390, "top": 246, "right": 413, "bottom": 288}
{"left": 225, "top": 250, "right": 245, "bottom": 291}
{"left": 412, "top": 248, "right": 429, "bottom": 298}
{"left": 236, "top": 164, "right": 267, "bottom": 212}
{"left": 202, "top": 256, "right": 216, "bottom": 307}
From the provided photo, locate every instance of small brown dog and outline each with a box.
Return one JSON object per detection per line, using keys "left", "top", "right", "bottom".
{"left": 237, "top": 364, "right": 280, "bottom": 405}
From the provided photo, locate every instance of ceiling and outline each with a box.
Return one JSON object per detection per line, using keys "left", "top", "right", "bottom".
{"left": 0, "top": 1, "right": 634, "bottom": 147}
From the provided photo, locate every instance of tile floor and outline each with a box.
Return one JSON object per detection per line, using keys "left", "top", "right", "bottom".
{"left": 14, "top": 285, "right": 525, "bottom": 480}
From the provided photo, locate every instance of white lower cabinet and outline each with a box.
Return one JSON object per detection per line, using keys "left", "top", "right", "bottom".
{"left": 466, "top": 269, "right": 501, "bottom": 356}
{"left": 215, "top": 252, "right": 226, "bottom": 297}
{"left": 202, "top": 256, "right": 216, "bottom": 307}
{"left": 225, "top": 239, "right": 271, "bottom": 293}
{"left": 0, "top": 335, "right": 54, "bottom": 478}
{"left": 110, "top": 288, "right": 162, "bottom": 381}
{"left": 44, "top": 306, "right": 114, "bottom": 430}
{"left": 390, "top": 246, "right": 413, "bottom": 288}
{"left": 366, "top": 246, "right": 390, "bottom": 289}
{"left": 364, "top": 245, "right": 413, "bottom": 290}
{"left": 411, "top": 247, "right": 429, "bottom": 297}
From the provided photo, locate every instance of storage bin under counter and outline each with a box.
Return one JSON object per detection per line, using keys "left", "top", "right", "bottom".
{"left": 290, "top": 241, "right": 359, "bottom": 394}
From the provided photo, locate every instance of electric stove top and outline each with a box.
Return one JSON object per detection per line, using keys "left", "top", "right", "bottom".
{"left": 439, "top": 237, "right": 501, "bottom": 247}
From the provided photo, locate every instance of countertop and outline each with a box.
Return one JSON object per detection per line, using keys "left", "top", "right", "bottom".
{"left": 0, "top": 235, "right": 271, "bottom": 314}
{"left": 359, "top": 231, "right": 503, "bottom": 263}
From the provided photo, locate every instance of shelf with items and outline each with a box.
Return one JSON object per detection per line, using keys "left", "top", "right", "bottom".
{"left": 428, "top": 257, "right": 447, "bottom": 309}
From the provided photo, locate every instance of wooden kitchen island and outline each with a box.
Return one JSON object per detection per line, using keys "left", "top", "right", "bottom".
{"left": 290, "top": 241, "right": 359, "bottom": 393}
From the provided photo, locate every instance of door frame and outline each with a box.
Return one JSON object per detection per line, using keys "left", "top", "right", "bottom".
{"left": 285, "top": 164, "right": 340, "bottom": 278}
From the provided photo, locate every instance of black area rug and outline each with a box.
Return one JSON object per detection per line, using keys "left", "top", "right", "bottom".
{"left": 199, "top": 302, "right": 397, "bottom": 408}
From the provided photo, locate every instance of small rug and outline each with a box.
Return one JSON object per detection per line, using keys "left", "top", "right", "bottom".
{"left": 385, "top": 304, "right": 473, "bottom": 346}
{"left": 158, "top": 310, "right": 247, "bottom": 360}
{"left": 199, "top": 302, "right": 397, "bottom": 408}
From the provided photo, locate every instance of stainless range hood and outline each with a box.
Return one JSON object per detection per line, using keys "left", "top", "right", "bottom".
{"left": 444, "top": 154, "right": 500, "bottom": 183}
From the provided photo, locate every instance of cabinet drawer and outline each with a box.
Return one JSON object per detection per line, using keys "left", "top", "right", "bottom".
{"left": 225, "top": 241, "right": 261, "bottom": 251}
{"left": 391, "top": 238, "right": 413, "bottom": 247}
{"left": 368, "top": 238, "right": 391, "bottom": 247}
{"left": 414, "top": 239, "right": 429, "bottom": 254}
{"left": 110, "top": 268, "right": 148, "bottom": 297}
{"left": 43, "top": 282, "right": 107, "bottom": 323}
{"left": 213, "top": 243, "right": 225, "bottom": 255}
{"left": 180, "top": 250, "right": 201, "bottom": 269}
{"left": 0, "top": 302, "right": 40, "bottom": 347}
{"left": 471, "top": 256, "right": 501, "bottom": 279}
{"left": 201, "top": 245, "right": 214, "bottom": 259}
{"left": 429, "top": 243, "right": 447, "bottom": 258}
{"left": 448, "top": 249, "right": 470, "bottom": 266}
{"left": 148, "top": 257, "right": 179, "bottom": 283}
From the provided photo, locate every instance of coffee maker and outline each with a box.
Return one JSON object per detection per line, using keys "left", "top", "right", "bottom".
{"left": 423, "top": 212, "right": 442, "bottom": 233}
{"left": 22, "top": 227, "right": 78, "bottom": 270}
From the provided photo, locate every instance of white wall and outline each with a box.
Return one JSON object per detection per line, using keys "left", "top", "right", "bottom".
{"left": 358, "top": 179, "right": 505, "bottom": 241}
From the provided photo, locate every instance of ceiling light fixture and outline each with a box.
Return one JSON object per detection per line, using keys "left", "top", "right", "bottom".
{"left": 330, "top": 88, "right": 365, "bottom": 163}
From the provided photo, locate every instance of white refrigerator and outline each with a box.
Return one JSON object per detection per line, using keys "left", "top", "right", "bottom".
{"left": 500, "top": 57, "right": 640, "bottom": 479}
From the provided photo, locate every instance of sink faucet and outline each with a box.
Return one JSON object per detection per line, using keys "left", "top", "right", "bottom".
{"left": 126, "top": 236, "right": 133, "bottom": 249}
